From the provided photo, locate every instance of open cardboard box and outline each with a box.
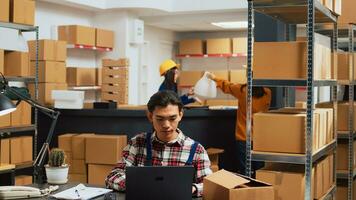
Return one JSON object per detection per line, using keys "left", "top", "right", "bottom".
{"left": 203, "top": 169, "right": 274, "bottom": 200}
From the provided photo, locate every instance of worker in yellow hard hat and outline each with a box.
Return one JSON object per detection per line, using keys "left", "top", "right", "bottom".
{"left": 159, "top": 59, "right": 200, "bottom": 105}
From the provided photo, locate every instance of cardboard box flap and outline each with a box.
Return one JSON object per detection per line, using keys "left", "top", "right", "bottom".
{"left": 204, "top": 170, "right": 250, "bottom": 189}
{"left": 207, "top": 148, "right": 224, "bottom": 155}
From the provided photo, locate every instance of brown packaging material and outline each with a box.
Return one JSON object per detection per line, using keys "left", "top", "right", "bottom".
{"left": 28, "top": 40, "right": 67, "bottom": 62}
{"left": 96, "top": 68, "right": 102, "bottom": 86}
{"left": 96, "top": 28, "right": 114, "bottom": 48}
{"left": 71, "top": 159, "right": 87, "bottom": 174}
{"left": 178, "top": 71, "right": 203, "bottom": 87}
{"left": 1, "top": 139, "right": 10, "bottom": 164}
{"left": 203, "top": 169, "right": 274, "bottom": 200}
{"left": 179, "top": 39, "right": 204, "bottom": 55}
{"left": 210, "top": 70, "right": 228, "bottom": 80}
{"left": 0, "top": 0, "right": 9, "bottom": 22}
{"left": 66, "top": 151, "right": 72, "bottom": 173}
{"left": 72, "top": 134, "right": 94, "bottom": 160}
{"left": 30, "top": 61, "right": 66, "bottom": 83}
{"left": 58, "top": 134, "right": 77, "bottom": 152}
{"left": 337, "top": 141, "right": 356, "bottom": 170}
{"left": 102, "top": 58, "right": 130, "bottom": 67}
{"left": 232, "top": 38, "right": 247, "bottom": 54}
{"left": 68, "top": 174, "right": 87, "bottom": 183}
{"left": 336, "top": 102, "right": 356, "bottom": 131}
{"left": 88, "top": 164, "right": 115, "bottom": 186}
{"left": 207, "top": 148, "right": 224, "bottom": 166}
{"left": 101, "top": 84, "right": 128, "bottom": 93}
{"left": 10, "top": 0, "right": 35, "bottom": 25}
{"left": 205, "top": 99, "right": 237, "bottom": 106}
{"left": 0, "top": 114, "right": 10, "bottom": 128}
{"left": 67, "top": 67, "right": 96, "bottom": 86}
{"left": 58, "top": 25, "right": 96, "bottom": 46}
{"left": 28, "top": 83, "right": 67, "bottom": 105}
{"left": 336, "top": 52, "right": 356, "bottom": 81}
{"left": 336, "top": 180, "right": 356, "bottom": 200}
{"left": 10, "top": 136, "right": 32, "bottom": 164}
{"left": 4, "top": 51, "right": 29, "bottom": 76}
{"left": 10, "top": 100, "right": 31, "bottom": 126}
{"left": 15, "top": 175, "right": 32, "bottom": 186}
{"left": 0, "top": 49, "right": 4, "bottom": 74}
{"left": 210, "top": 165, "right": 219, "bottom": 172}
{"left": 207, "top": 38, "right": 232, "bottom": 54}
{"left": 256, "top": 164, "right": 315, "bottom": 200}
{"left": 229, "top": 69, "right": 246, "bottom": 84}
{"left": 101, "top": 93, "right": 128, "bottom": 104}
{"left": 85, "top": 135, "right": 127, "bottom": 165}
{"left": 338, "top": 0, "right": 356, "bottom": 24}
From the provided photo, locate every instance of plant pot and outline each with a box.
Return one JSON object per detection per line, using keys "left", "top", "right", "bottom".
{"left": 45, "top": 164, "right": 69, "bottom": 184}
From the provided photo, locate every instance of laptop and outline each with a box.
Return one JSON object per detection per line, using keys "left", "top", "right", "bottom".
{"left": 126, "top": 166, "right": 195, "bottom": 200}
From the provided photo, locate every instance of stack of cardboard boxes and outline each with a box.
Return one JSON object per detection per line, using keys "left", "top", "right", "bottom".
{"left": 256, "top": 154, "right": 334, "bottom": 200}
{"left": 253, "top": 107, "right": 334, "bottom": 154}
{"left": 67, "top": 67, "right": 96, "bottom": 87}
{"left": 58, "top": 134, "right": 127, "bottom": 186}
{"left": 101, "top": 58, "right": 130, "bottom": 105}
{"left": 27, "top": 39, "right": 68, "bottom": 106}
{"left": 0, "top": 0, "right": 35, "bottom": 25}
{"left": 58, "top": 25, "right": 114, "bottom": 48}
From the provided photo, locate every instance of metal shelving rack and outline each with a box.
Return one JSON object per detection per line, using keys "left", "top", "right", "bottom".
{"left": 0, "top": 22, "right": 39, "bottom": 184}
{"left": 246, "top": 0, "right": 338, "bottom": 199}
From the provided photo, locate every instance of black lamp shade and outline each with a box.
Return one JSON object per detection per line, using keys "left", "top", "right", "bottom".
{"left": 0, "top": 93, "right": 16, "bottom": 116}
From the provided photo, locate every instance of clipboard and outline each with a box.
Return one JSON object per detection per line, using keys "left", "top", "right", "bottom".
{"left": 50, "top": 184, "right": 112, "bottom": 200}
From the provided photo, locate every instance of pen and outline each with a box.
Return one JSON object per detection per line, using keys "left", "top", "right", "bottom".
{"left": 75, "top": 189, "right": 81, "bottom": 198}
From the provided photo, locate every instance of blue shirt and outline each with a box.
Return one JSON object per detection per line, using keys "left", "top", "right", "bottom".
{"left": 159, "top": 83, "right": 195, "bottom": 105}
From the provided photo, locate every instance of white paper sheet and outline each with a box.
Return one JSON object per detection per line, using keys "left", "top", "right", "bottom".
{"left": 50, "top": 184, "right": 112, "bottom": 200}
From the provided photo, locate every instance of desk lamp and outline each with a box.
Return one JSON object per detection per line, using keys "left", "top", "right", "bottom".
{"left": 0, "top": 73, "right": 60, "bottom": 184}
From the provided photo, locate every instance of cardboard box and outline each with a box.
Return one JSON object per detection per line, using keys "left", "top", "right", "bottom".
{"left": 72, "top": 134, "right": 94, "bottom": 160}
{"left": 71, "top": 159, "right": 87, "bottom": 174}
{"left": 101, "top": 93, "right": 128, "bottom": 104}
{"left": 68, "top": 174, "right": 87, "bottom": 183}
{"left": 337, "top": 180, "right": 356, "bottom": 200}
{"left": 207, "top": 148, "right": 224, "bottom": 166}
{"left": 179, "top": 39, "right": 204, "bottom": 55}
{"left": 207, "top": 38, "right": 232, "bottom": 54}
{"left": 205, "top": 99, "right": 237, "bottom": 106}
{"left": 10, "top": 136, "right": 32, "bottom": 164}
{"left": 4, "top": 51, "right": 29, "bottom": 76}
{"left": 96, "top": 68, "right": 102, "bottom": 86}
{"left": 58, "top": 25, "right": 96, "bottom": 46}
{"left": 85, "top": 135, "right": 127, "bottom": 165}
{"left": 178, "top": 71, "right": 203, "bottom": 87}
{"left": 58, "top": 134, "right": 77, "bottom": 152}
{"left": 28, "top": 40, "right": 67, "bottom": 62}
{"left": 337, "top": 141, "right": 356, "bottom": 170}
{"left": 253, "top": 37, "right": 331, "bottom": 80}
{"left": 211, "top": 165, "right": 219, "bottom": 172}
{"left": 102, "top": 76, "right": 128, "bottom": 85}
{"left": 0, "top": 114, "right": 11, "bottom": 128}
{"left": 0, "top": 49, "right": 4, "bottom": 74}
{"left": 210, "top": 70, "right": 228, "bottom": 80}
{"left": 66, "top": 152, "right": 72, "bottom": 172}
{"left": 230, "top": 69, "right": 246, "bottom": 83}
{"left": 96, "top": 28, "right": 114, "bottom": 48}
{"left": 10, "top": 0, "right": 35, "bottom": 25}
{"left": 88, "top": 164, "right": 115, "bottom": 186}
{"left": 28, "top": 83, "right": 67, "bottom": 105}
{"left": 10, "top": 101, "right": 31, "bottom": 126}
{"left": 203, "top": 169, "right": 274, "bottom": 200}
{"left": 253, "top": 110, "right": 317, "bottom": 153}
{"left": 30, "top": 61, "right": 66, "bottom": 83}
{"left": 15, "top": 175, "right": 32, "bottom": 186}
{"left": 339, "top": 0, "right": 356, "bottom": 24}
{"left": 338, "top": 102, "right": 356, "bottom": 131}
{"left": 67, "top": 67, "right": 96, "bottom": 86}
{"left": 336, "top": 52, "right": 356, "bottom": 81}
{"left": 102, "top": 58, "right": 129, "bottom": 67}
{"left": 101, "top": 84, "right": 129, "bottom": 93}
{"left": 1, "top": 139, "right": 10, "bottom": 164}
{"left": 0, "top": 0, "right": 9, "bottom": 22}
{"left": 232, "top": 38, "right": 247, "bottom": 54}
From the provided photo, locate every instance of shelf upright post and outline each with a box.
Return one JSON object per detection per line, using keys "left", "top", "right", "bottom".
{"left": 305, "top": 0, "right": 315, "bottom": 199}
{"left": 332, "top": 21, "right": 338, "bottom": 200}
{"left": 347, "top": 24, "right": 355, "bottom": 200}
{"left": 34, "top": 26, "right": 39, "bottom": 159}
{"left": 246, "top": 0, "right": 253, "bottom": 177}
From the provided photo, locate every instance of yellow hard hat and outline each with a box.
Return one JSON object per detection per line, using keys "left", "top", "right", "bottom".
{"left": 159, "top": 59, "right": 180, "bottom": 76}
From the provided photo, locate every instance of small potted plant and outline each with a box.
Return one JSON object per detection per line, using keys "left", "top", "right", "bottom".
{"left": 45, "top": 148, "right": 69, "bottom": 184}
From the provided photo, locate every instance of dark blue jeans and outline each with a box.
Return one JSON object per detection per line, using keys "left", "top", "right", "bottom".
{"left": 236, "top": 140, "right": 264, "bottom": 177}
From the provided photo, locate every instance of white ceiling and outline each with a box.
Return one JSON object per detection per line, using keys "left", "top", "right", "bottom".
{"left": 38, "top": 0, "right": 248, "bottom": 32}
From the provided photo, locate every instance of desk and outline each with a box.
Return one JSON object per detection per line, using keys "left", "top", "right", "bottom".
{"left": 29, "top": 183, "right": 202, "bottom": 199}
{"left": 38, "top": 108, "right": 238, "bottom": 172}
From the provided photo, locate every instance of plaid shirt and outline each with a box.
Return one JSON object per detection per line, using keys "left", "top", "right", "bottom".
{"left": 105, "top": 129, "right": 212, "bottom": 197}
